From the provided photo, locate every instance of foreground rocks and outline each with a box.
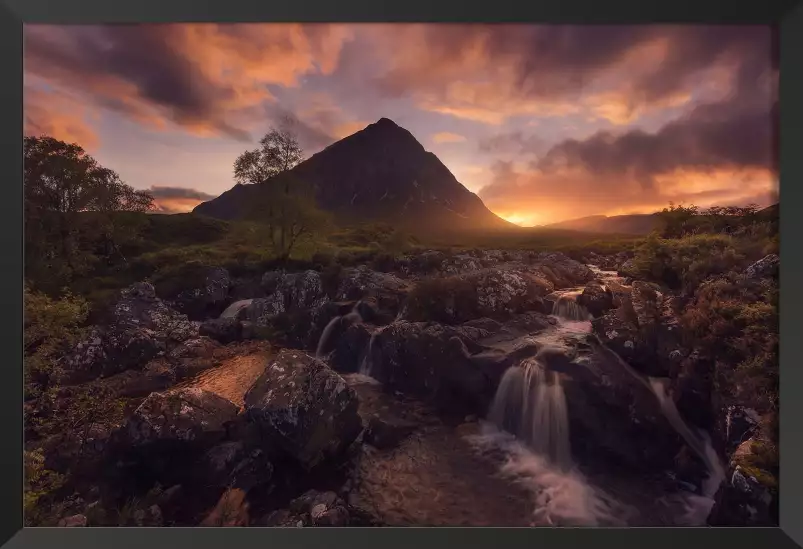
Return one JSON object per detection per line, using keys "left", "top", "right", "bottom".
{"left": 243, "top": 350, "right": 362, "bottom": 469}
{"left": 60, "top": 283, "right": 199, "bottom": 384}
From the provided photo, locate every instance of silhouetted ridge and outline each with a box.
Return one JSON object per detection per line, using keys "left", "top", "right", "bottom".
{"left": 194, "top": 118, "right": 514, "bottom": 234}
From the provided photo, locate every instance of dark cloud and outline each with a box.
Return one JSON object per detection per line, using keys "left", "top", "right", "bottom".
{"left": 374, "top": 25, "right": 773, "bottom": 122}
{"left": 147, "top": 186, "right": 217, "bottom": 201}
{"left": 24, "top": 24, "right": 352, "bottom": 141}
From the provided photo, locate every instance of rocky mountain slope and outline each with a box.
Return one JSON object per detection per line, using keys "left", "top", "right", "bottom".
{"left": 193, "top": 118, "right": 515, "bottom": 234}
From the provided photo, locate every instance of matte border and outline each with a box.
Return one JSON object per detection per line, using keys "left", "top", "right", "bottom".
{"left": 2, "top": 1, "right": 801, "bottom": 548}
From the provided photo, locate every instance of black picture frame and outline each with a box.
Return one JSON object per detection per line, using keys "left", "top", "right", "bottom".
{"left": 2, "top": 1, "right": 800, "bottom": 548}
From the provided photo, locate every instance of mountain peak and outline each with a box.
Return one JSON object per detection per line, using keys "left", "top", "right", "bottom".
{"left": 375, "top": 117, "right": 398, "bottom": 127}
{"left": 194, "top": 118, "right": 514, "bottom": 234}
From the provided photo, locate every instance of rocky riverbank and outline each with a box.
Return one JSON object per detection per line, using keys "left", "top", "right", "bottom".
{"left": 25, "top": 248, "right": 779, "bottom": 527}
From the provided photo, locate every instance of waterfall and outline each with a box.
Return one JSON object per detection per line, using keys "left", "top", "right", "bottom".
{"left": 315, "top": 302, "right": 363, "bottom": 358}
{"left": 219, "top": 299, "right": 253, "bottom": 319}
{"left": 359, "top": 330, "right": 379, "bottom": 376}
{"left": 649, "top": 378, "right": 726, "bottom": 498}
{"left": 488, "top": 358, "right": 572, "bottom": 471}
{"left": 552, "top": 294, "right": 591, "bottom": 322}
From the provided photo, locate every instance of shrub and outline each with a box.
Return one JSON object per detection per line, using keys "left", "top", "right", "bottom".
{"left": 24, "top": 286, "right": 89, "bottom": 398}
{"left": 24, "top": 449, "right": 65, "bottom": 526}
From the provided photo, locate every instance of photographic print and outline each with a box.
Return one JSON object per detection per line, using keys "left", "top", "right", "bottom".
{"left": 22, "top": 24, "right": 779, "bottom": 528}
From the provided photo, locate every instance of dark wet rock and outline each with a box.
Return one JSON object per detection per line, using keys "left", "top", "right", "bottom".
{"left": 266, "top": 490, "right": 352, "bottom": 527}
{"left": 172, "top": 267, "right": 232, "bottom": 320}
{"left": 335, "top": 266, "right": 410, "bottom": 314}
{"left": 229, "top": 278, "right": 267, "bottom": 301}
{"left": 243, "top": 350, "right": 362, "bottom": 468}
{"left": 577, "top": 281, "right": 614, "bottom": 318}
{"left": 202, "top": 441, "right": 274, "bottom": 491}
{"left": 554, "top": 340, "right": 686, "bottom": 472}
{"left": 114, "top": 388, "right": 239, "bottom": 451}
{"left": 404, "top": 265, "right": 551, "bottom": 325}
{"left": 708, "top": 439, "right": 777, "bottom": 526}
{"left": 241, "top": 293, "right": 287, "bottom": 326}
{"left": 744, "top": 254, "right": 779, "bottom": 280}
{"left": 58, "top": 514, "right": 88, "bottom": 527}
{"left": 330, "top": 322, "right": 373, "bottom": 373}
{"left": 60, "top": 283, "right": 199, "bottom": 384}
{"left": 367, "top": 321, "right": 500, "bottom": 417}
{"left": 129, "top": 504, "right": 164, "bottom": 527}
{"left": 200, "top": 317, "right": 243, "bottom": 344}
{"left": 591, "top": 282, "right": 683, "bottom": 377}
{"left": 364, "top": 414, "right": 418, "bottom": 450}
{"left": 723, "top": 406, "right": 760, "bottom": 451}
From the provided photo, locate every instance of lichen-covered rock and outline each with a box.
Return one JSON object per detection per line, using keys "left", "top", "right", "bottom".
{"left": 60, "top": 283, "right": 199, "bottom": 384}
{"left": 404, "top": 266, "right": 550, "bottom": 325}
{"left": 173, "top": 267, "right": 232, "bottom": 319}
{"left": 367, "top": 321, "right": 498, "bottom": 416}
{"left": 243, "top": 350, "right": 362, "bottom": 468}
{"left": 591, "top": 282, "right": 683, "bottom": 377}
{"left": 707, "top": 438, "right": 778, "bottom": 526}
{"left": 743, "top": 254, "right": 779, "bottom": 280}
{"left": 266, "top": 490, "right": 352, "bottom": 527}
{"left": 577, "top": 281, "right": 614, "bottom": 318}
{"left": 335, "top": 266, "right": 409, "bottom": 311}
{"left": 116, "top": 387, "right": 239, "bottom": 450}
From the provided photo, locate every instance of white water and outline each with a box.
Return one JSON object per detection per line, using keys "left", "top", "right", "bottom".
{"left": 488, "top": 358, "right": 572, "bottom": 472}
{"left": 552, "top": 292, "right": 592, "bottom": 322}
{"left": 359, "top": 328, "right": 384, "bottom": 376}
{"left": 467, "top": 426, "right": 631, "bottom": 526}
{"left": 315, "top": 303, "right": 363, "bottom": 358}
{"left": 219, "top": 299, "right": 253, "bottom": 319}
{"left": 648, "top": 377, "right": 726, "bottom": 524}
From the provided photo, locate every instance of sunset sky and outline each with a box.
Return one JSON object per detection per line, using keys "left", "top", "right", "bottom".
{"left": 23, "top": 24, "right": 778, "bottom": 225}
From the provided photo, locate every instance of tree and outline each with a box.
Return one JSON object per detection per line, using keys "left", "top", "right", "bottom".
{"left": 233, "top": 116, "right": 304, "bottom": 185}
{"left": 244, "top": 176, "right": 331, "bottom": 260}
{"left": 24, "top": 135, "right": 154, "bottom": 289}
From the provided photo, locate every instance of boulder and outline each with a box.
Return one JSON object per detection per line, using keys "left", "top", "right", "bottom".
{"left": 707, "top": 438, "right": 777, "bottom": 526}
{"left": 266, "top": 490, "right": 352, "bottom": 527}
{"left": 404, "top": 266, "right": 551, "bottom": 325}
{"left": 367, "top": 321, "right": 499, "bottom": 416}
{"left": 114, "top": 387, "right": 239, "bottom": 451}
{"left": 199, "top": 317, "right": 243, "bottom": 344}
{"left": 243, "top": 350, "right": 362, "bottom": 468}
{"left": 172, "top": 267, "right": 232, "bottom": 320}
{"left": 744, "top": 254, "right": 779, "bottom": 280}
{"left": 335, "top": 266, "right": 409, "bottom": 315}
{"left": 591, "top": 282, "right": 683, "bottom": 377}
{"left": 60, "top": 283, "right": 199, "bottom": 384}
{"left": 577, "top": 281, "right": 614, "bottom": 318}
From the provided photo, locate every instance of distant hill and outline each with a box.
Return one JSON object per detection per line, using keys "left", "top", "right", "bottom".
{"left": 193, "top": 118, "right": 515, "bottom": 235}
{"left": 541, "top": 213, "right": 661, "bottom": 235}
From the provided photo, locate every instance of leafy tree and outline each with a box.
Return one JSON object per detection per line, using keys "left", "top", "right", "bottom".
{"left": 24, "top": 135, "right": 154, "bottom": 290}
{"left": 233, "top": 116, "right": 304, "bottom": 185}
{"left": 244, "top": 176, "right": 332, "bottom": 260}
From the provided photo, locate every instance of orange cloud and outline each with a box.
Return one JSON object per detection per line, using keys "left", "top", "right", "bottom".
{"left": 24, "top": 85, "right": 99, "bottom": 149}
{"left": 432, "top": 132, "right": 466, "bottom": 143}
{"left": 24, "top": 24, "right": 355, "bottom": 141}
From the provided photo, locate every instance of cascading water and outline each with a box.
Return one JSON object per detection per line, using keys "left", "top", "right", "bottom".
{"left": 315, "top": 303, "right": 363, "bottom": 358}
{"left": 219, "top": 299, "right": 253, "bottom": 319}
{"left": 552, "top": 293, "right": 592, "bottom": 322}
{"left": 359, "top": 329, "right": 381, "bottom": 376}
{"left": 488, "top": 358, "right": 572, "bottom": 472}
